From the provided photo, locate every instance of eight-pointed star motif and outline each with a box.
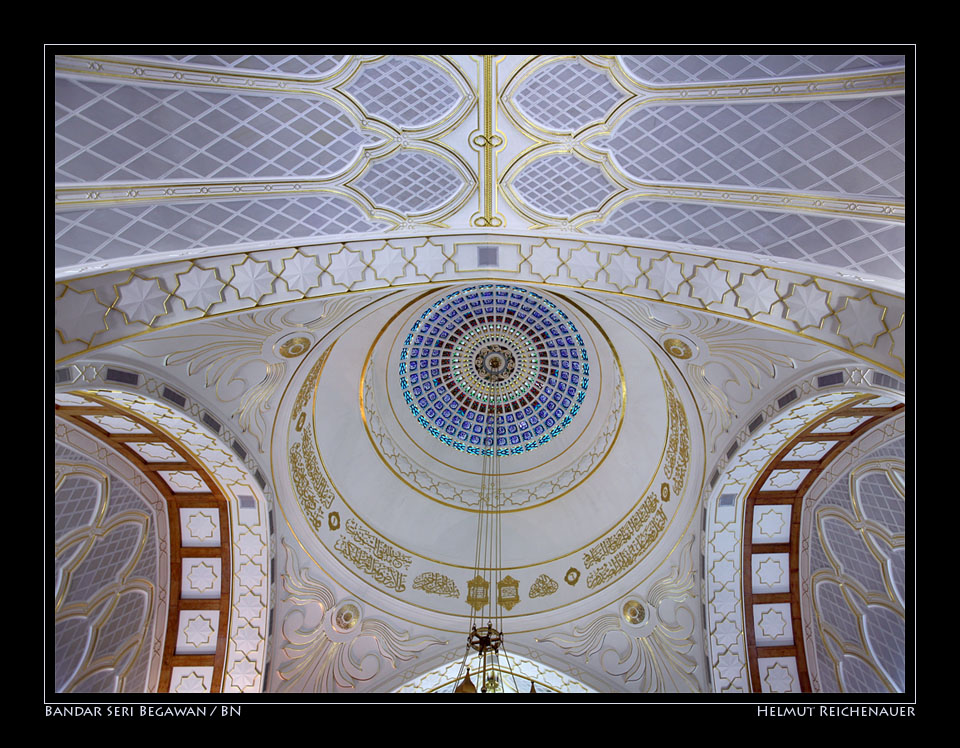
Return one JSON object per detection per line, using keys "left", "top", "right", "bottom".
{"left": 717, "top": 651, "right": 746, "bottom": 682}
{"left": 238, "top": 561, "right": 267, "bottom": 594}
{"left": 183, "top": 615, "right": 215, "bottom": 646}
{"left": 836, "top": 294, "right": 886, "bottom": 349}
{"left": 172, "top": 671, "right": 208, "bottom": 693}
{"left": 175, "top": 265, "right": 222, "bottom": 311}
{"left": 756, "top": 557, "right": 785, "bottom": 588}
{"left": 326, "top": 246, "right": 367, "bottom": 287}
{"left": 764, "top": 662, "right": 795, "bottom": 692}
{"left": 56, "top": 287, "right": 109, "bottom": 345}
{"left": 645, "top": 256, "right": 686, "bottom": 296}
{"left": 756, "top": 508, "right": 787, "bottom": 539}
{"left": 691, "top": 264, "right": 732, "bottom": 305}
{"left": 187, "top": 561, "right": 218, "bottom": 593}
{"left": 116, "top": 276, "right": 169, "bottom": 325}
{"left": 281, "top": 253, "right": 322, "bottom": 294}
{"left": 736, "top": 271, "right": 780, "bottom": 315}
{"left": 371, "top": 245, "right": 410, "bottom": 283}
{"left": 527, "top": 244, "right": 562, "bottom": 281}
{"left": 786, "top": 281, "right": 830, "bottom": 330}
{"left": 758, "top": 608, "right": 788, "bottom": 639}
{"left": 226, "top": 657, "right": 259, "bottom": 690}
{"left": 412, "top": 241, "right": 448, "bottom": 280}
{"left": 231, "top": 257, "right": 275, "bottom": 302}
{"left": 186, "top": 512, "right": 218, "bottom": 542}
{"left": 563, "top": 247, "right": 600, "bottom": 285}
{"left": 604, "top": 250, "right": 640, "bottom": 290}
{"left": 233, "top": 624, "right": 263, "bottom": 655}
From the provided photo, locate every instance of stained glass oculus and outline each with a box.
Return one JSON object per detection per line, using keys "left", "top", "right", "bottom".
{"left": 398, "top": 285, "right": 590, "bottom": 456}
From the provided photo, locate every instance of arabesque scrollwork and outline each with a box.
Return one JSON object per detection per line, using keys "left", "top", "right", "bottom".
{"left": 541, "top": 536, "right": 702, "bottom": 692}
{"left": 276, "top": 540, "right": 444, "bottom": 692}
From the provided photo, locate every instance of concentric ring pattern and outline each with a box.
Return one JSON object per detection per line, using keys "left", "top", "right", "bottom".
{"left": 398, "top": 285, "right": 589, "bottom": 456}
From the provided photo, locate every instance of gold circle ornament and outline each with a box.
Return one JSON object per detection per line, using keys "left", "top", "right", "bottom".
{"left": 663, "top": 338, "right": 693, "bottom": 359}
{"left": 278, "top": 336, "right": 312, "bottom": 358}
{"left": 334, "top": 603, "right": 361, "bottom": 632}
{"left": 622, "top": 600, "right": 646, "bottom": 625}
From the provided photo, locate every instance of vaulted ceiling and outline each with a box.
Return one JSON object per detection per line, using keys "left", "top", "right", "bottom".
{"left": 52, "top": 52, "right": 909, "bottom": 697}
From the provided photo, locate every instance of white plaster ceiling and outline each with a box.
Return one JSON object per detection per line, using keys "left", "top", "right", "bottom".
{"left": 53, "top": 53, "right": 906, "bottom": 285}
{"left": 51, "top": 50, "right": 910, "bottom": 695}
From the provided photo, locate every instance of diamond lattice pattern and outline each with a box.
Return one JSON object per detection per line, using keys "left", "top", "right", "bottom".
{"left": 512, "top": 154, "right": 618, "bottom": 218}
{"left": 56, "top": 196, "right": 389, "bottom": 268}
{"left": 353, "top": 150, "right": 466, "bottom": 214}
{"left": 619, "top": 54, "right": 905, "bottom": 84}
{"left": 54, "top": 446, "right": 158, "bottom": 693}
{"left": 55, "top": 78, "right": 374, "bottom": 183}
{"left": 593, "top": 98, "right": 905, "bottom": 198}
{"left": 343, "top": 56, "right": 464, "bottom": 129}
{"left": 809, "top": 437, "right": 906, "bottom": 693}
{"left": 512, "top": 59, "right": 625, "bottom": 132}
{"left": 55, "top": 474, "right": 102, "bottom": 538}
{"left": 591, "top": 200, "right": 904, "bottom": 280}
{"left": 856, "top": 472, "right": 904, "bottom": 534}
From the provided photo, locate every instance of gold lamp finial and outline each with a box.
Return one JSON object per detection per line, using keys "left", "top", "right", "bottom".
{"left": 454, "top": 668, "right": 477, "bottom": 694}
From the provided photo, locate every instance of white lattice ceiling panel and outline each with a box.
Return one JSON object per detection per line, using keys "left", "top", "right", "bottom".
{"left": 341, "top": 56, "right": 467, "bottom": 129}
{"left": 589, "top": 199, "right": 904, "bottom": 280}
{"left": 55, "top": 78, "right": 378, "bottom": 183}
{"left": 55, "top": 474, "right": 102, "bottom": 538}
{"left": 809, "top": 434, "right": 906, "bottom": 695}
{"left": 855, "top": 472, "right": 904, "bottom": 534}
{"left": 90, "top": 589, "right": 149, "bottom": 660}
{"left": 61, "top": 521, "right": 146, "bottom": 606}
{"left": 353, "top": 150, "right": 470, "bottom": 215}
{"left": 591, "top": 98, "right": 905, "bottom": 198}
{"left": 56, "top": 195, "right": 390, "bottom": 268}
{"left": 510, "top": 153, "right": 620, "bottom": 218}
{"left": 618, "top": 54, "right": 905, "bottom": 84}
{"left": 511, "top": 58, "right": 626, "bottom": 133}
{"left": 52, "top": 52, "right": 908, "bottom": 285}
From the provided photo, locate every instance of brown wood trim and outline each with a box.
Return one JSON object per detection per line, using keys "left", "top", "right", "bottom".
{"left": 139, "top": 462, "right": 195, "bottom": 472}
{"left": 180, "top": 598, "right": 222, "bottom": 610}
{"left": 56, "top": 397, "right": 234, "bottom": 694}
{"left": 751, "top": 490, "right": 805, "bottom": 501}
{"left": 167, "top": 655, "right": 217, "bottom": 668}
{"left": 99, "top": 433, "right": 166, "bottom": 443}
{"left": 776, "top": 460, "right": 826, "bottom": 471}
{"left": 180, "top": 547, "right": 224, "bottom": 558}
{"left": 752, "top": 592, "right": 792, "bottom": 604}
{"left": 166, "top": 494, "right": 221, "bottom": 506}
{"left": 752, "top": 496, "right": 797, "bottom": 505}
{"left": 57, "top": 405, "right": 111, "bottom": 415}
{"left": 831, "top": 406, "right": 900, "bottom": 416}
{"left": 751, "top": 542, "right": 790, "bottom": 554}
{"left": 742, "top": 397, "right": 904, "bottom": 693}
{"left": 756, "top": 646, "right": 798, "bottom": 658}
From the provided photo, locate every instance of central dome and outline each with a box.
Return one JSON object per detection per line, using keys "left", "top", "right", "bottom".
{"left": 397, "top": 285, "right": 589, "bottom": 456}
{"left": 274, "top": 283, "right": 698, "bottom": 623}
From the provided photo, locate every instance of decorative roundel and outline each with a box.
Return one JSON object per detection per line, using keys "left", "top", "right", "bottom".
{"left": 398, "top": 285, "right": 590, "bottom": 456}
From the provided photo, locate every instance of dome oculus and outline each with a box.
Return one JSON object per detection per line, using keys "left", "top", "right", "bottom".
{"left": 398, "top": 285, "right": 589, "bottom": 456}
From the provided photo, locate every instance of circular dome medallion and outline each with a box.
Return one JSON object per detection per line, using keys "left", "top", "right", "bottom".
{"left": 623, "top": 599, "right": 646, "bottom": 625}
{"left": 475, "top": 344, "right": 515, "bottom": 382}
{"left": 397, "top": 285, "right": 589, "bottom": 456}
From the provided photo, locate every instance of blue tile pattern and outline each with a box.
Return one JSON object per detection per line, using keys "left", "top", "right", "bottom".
{"left": 398, "top": 285, "right": 589, "bottom": 456}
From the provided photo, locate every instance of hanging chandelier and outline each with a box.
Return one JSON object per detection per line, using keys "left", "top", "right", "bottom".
{"left": 452, "top": 341, "right": 533, "bottom": 694}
